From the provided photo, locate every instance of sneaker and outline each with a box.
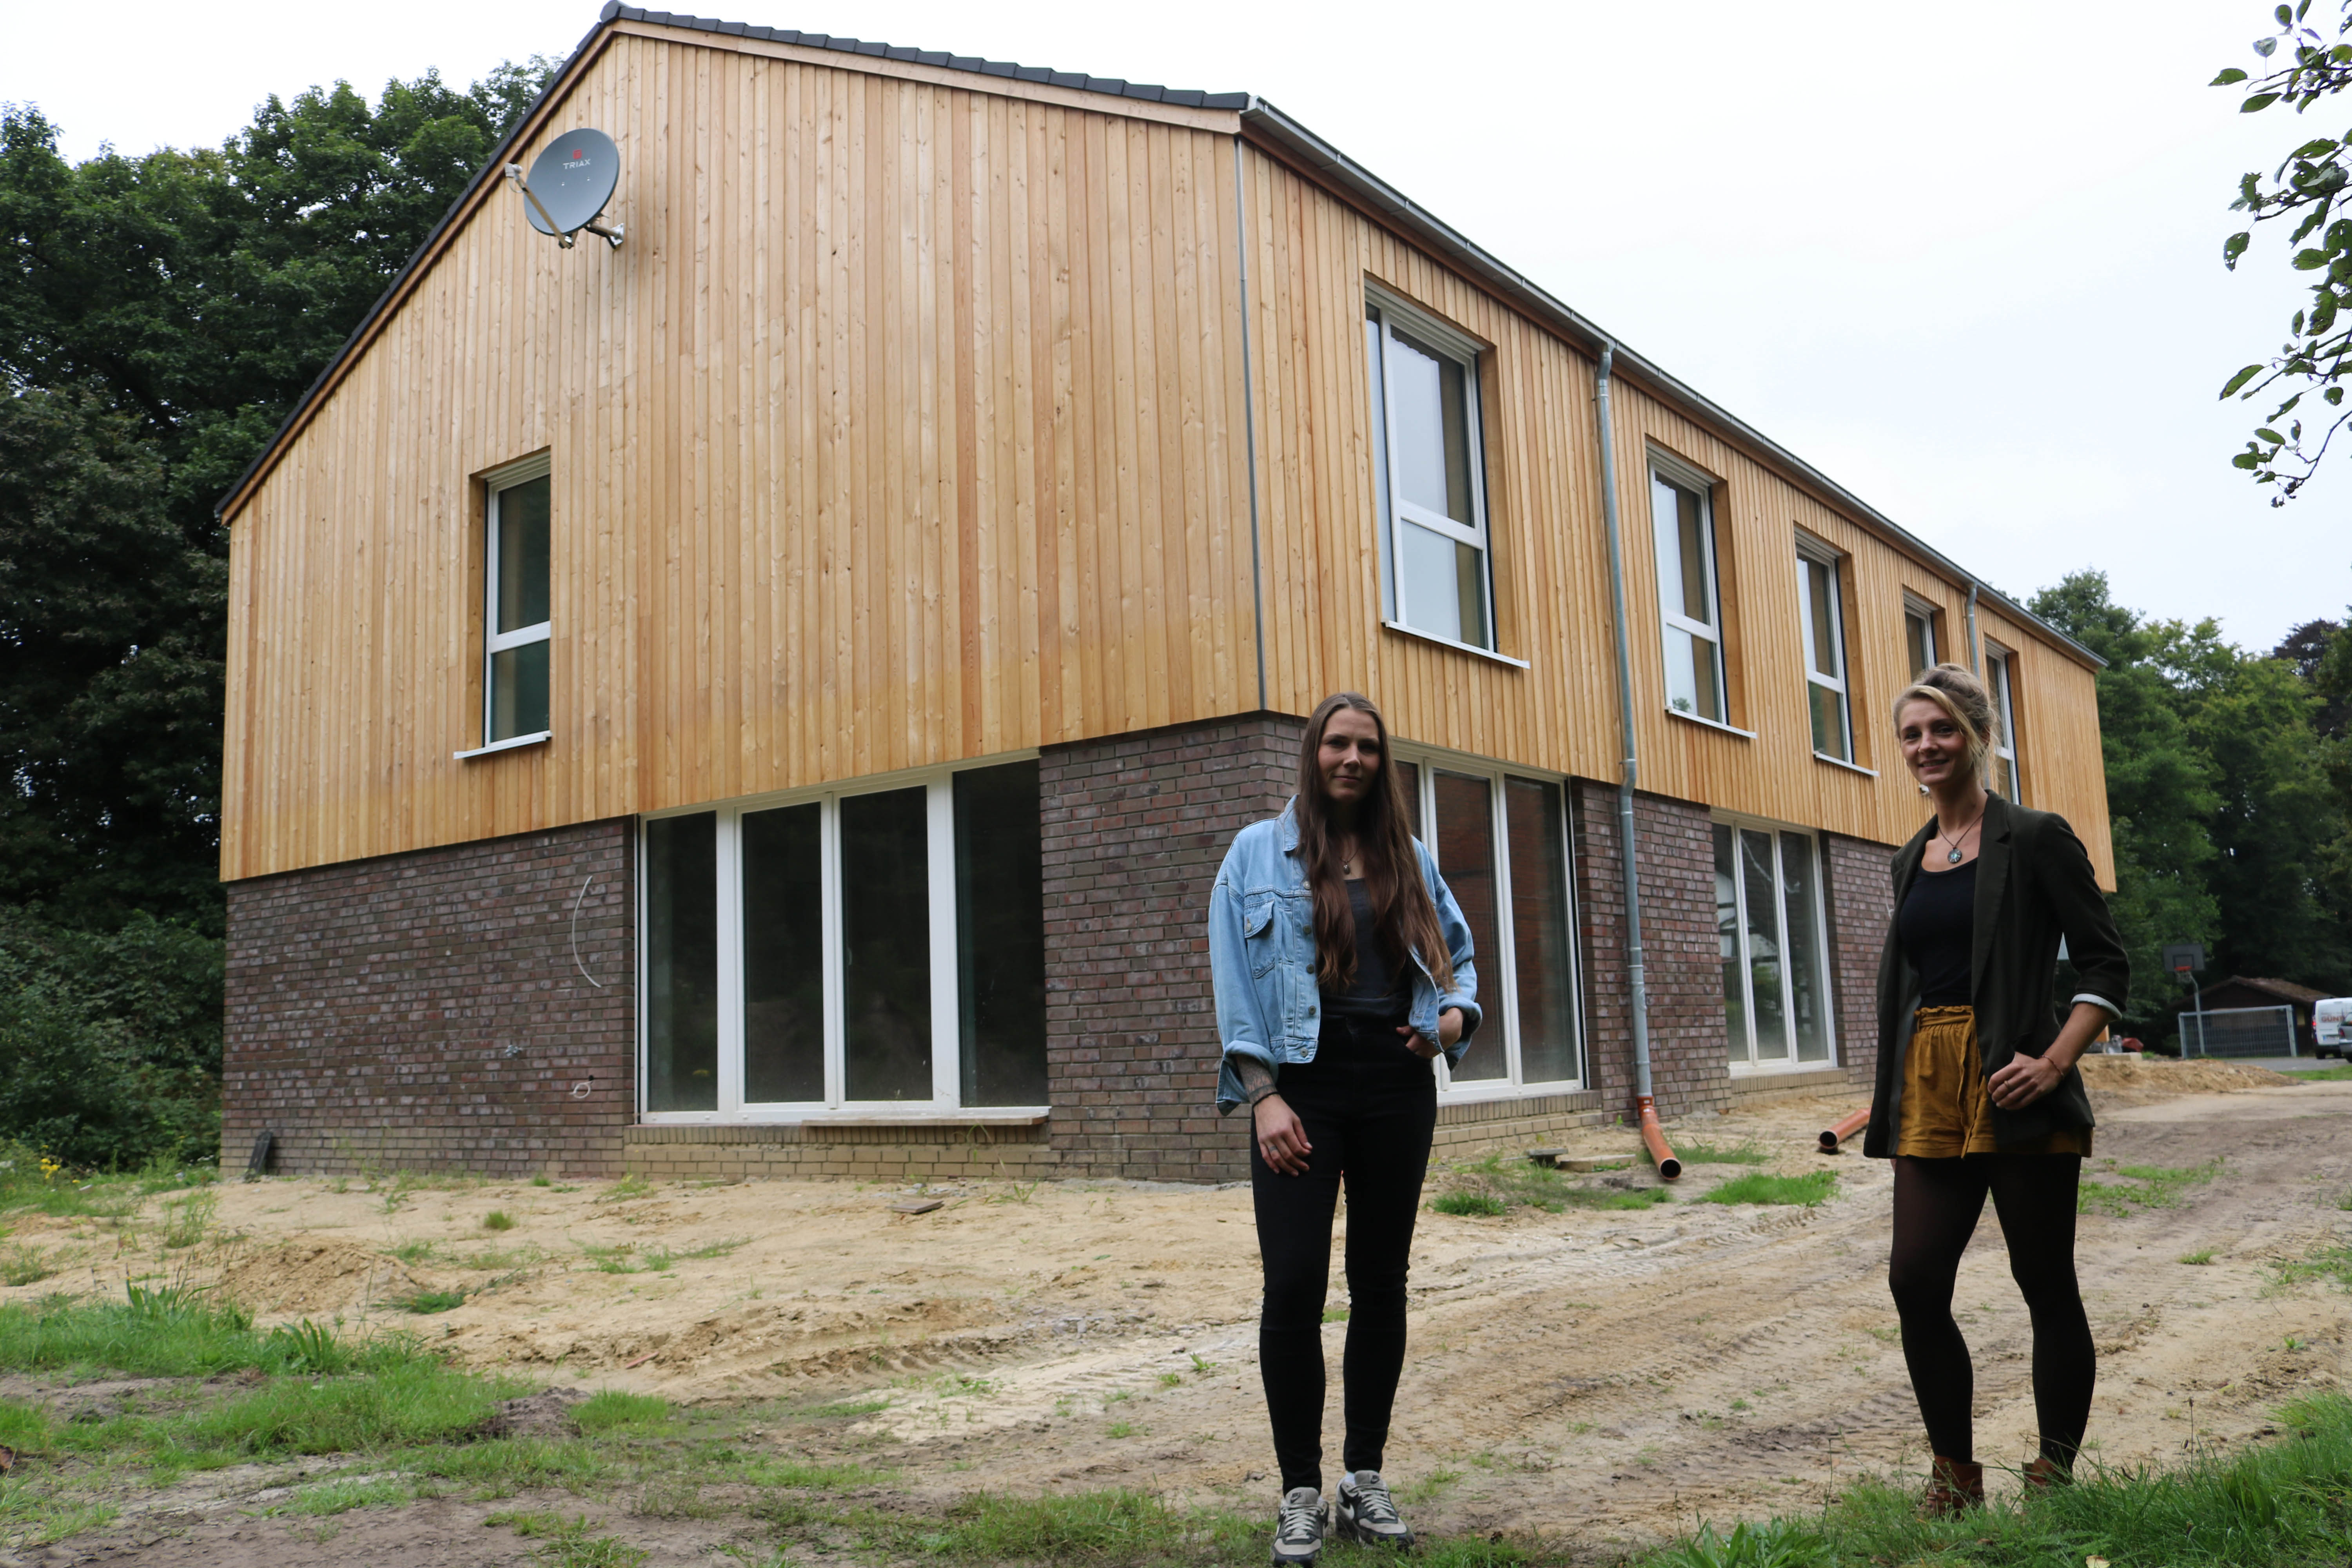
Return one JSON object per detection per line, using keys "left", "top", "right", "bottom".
{"left": 1335, "top": 1469, "right": 1414, "bottom": 1549}
{"left": 1271, "top": 1486, "right": 1326, "bottom": 1565}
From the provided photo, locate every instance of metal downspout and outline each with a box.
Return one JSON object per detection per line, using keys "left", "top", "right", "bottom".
{"left": 1593, "top": 343, "right": 1680, "bottom": 1180}
{"left": 1964, "top": 581, "right": 1981, "bottom": 675}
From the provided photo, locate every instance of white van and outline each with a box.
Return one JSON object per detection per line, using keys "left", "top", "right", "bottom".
{"left": 2318, "top": 998, "right": 2352, "bottom": 1058}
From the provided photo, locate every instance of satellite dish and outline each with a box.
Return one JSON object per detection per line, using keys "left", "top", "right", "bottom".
{"left": 506, "top": 129, "right": 624, "bottom": 250}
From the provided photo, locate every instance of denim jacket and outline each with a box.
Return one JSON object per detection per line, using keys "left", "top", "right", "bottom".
{"left": 1209, "top": 800, "right": 1482, "bottom": 1112}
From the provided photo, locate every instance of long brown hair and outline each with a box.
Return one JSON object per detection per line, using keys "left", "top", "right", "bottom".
{"left": 1295, "top": 693, "right": 1454, "bottom": 992}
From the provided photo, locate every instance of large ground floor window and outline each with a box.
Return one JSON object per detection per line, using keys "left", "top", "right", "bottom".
{"left": 641, "top": 758, "right": 1047, "bottom": 1120}
{"left": 1712, "top": 815, "right": 1836, "bottom": 1071}
{"left": 1392, "top": 750, "right": 1585, "bottom": 1096}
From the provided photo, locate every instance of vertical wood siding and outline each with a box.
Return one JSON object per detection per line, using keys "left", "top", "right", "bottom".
{"left": 222, "top": 32, "right": 2112, "bottom": 889}
{"left": 222, "top": 35, "right": 1254, "bottom": 879}
{"left": 1237, "top": 147, "right": 2114, "bottom": 882}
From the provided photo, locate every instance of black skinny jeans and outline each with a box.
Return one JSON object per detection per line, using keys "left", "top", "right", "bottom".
{"left": 1250, "top": 1013, "right": 1437, "bottom": 1495}
{"left": 1888, "top": 1154, "right": 2094, "bottom": 1468}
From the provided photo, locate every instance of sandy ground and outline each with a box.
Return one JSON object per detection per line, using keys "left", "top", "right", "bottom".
{"left": 5, "top": 1054, "right": 2349, "bottom": 1565}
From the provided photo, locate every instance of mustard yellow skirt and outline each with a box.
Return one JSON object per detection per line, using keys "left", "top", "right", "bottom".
{"left": 1898, "top": 1005, "right": 2093, "bottom": 1158}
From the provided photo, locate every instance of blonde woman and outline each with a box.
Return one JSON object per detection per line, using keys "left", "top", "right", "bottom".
{"left": 1864, "top": 662, "right": 2130, "bottom": 1514}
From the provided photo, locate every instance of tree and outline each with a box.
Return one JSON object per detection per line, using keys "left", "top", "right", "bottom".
{"left": 2214, "top": 1, "right": 2352, "bottom": 499}
{"left": 2029, "top": 573, "right": 2222, "bottom": 1024}
{"left": 0, "top": 61, "right": 556, "bottom": 933}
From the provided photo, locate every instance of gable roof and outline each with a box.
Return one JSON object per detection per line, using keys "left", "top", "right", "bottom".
{"left": 213, "top": 4, "right": 2103, "bottom": 673}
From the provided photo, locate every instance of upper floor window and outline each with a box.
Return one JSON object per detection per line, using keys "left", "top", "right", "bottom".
{"left": 1366, "top": 294, "right": 1494, "bottom": 651}
{"left": 1649, "top": 459, "right": 1726, "bottom": 722}
{"left": 1795, "top": 541, "right": 1852, "bottom": 763}
{"left": 1903, "top": 596, "right": 1940, "bottom": 678}
{"left": 1986, "top": 646, "right": 2023, "bottom": 801}
{"left": 484, "top": 459, "right": 552, "bottom": 745}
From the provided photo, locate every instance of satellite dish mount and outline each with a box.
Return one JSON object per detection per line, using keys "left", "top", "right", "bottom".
{"left": 508, "top": 128, "right": 625, "bottom": 250}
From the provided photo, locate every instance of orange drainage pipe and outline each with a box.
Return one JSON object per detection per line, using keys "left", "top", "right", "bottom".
{"left": 1818, "top": 1107, "right": 1870, "bottom": 1153}
{"left": 1636, "top": 1095, "right": 1682, "bottom": 1180}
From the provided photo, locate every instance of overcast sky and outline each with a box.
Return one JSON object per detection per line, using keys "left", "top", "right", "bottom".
{"left": 11, "top": 0, "right": 2345, "bottom": 651}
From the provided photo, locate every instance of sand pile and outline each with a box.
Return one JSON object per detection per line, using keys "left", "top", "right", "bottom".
{"left": 213, "top": 1239, "right": 422, "bottom": 1316}
{"left": 2079, "top": 1053, "right": 2296, "bottom": 1106}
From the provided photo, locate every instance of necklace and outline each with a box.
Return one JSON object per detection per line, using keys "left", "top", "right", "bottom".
{"left": 1936, "top": 808, "right": 1984, "bottom": 865}
{"left": 1339, "top": 835, "right": 1359, "bottom": 877}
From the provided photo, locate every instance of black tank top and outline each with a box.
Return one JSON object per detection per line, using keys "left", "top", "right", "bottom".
{"left": 1322, "top": 878, "right": 1408, "bottom": 1019}
{"left": 1899, "top": 858, "right": 1976, "bottom": 1007}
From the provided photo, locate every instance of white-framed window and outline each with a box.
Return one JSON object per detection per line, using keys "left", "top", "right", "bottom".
{"left": 1986, "top": 646, "right": 2023, "bottom": 802}
{"left": 1365, "top": 291, "right": 1496, "bottom": 651}
{"left": 639, "top": 757, "right": 1047, "bottom": 1121}
{"left": 1389, "top": 748, "right": 1585, "bottom": 1097}
{"left": 1903, "top": 595, "right": 1940, "bottom": 679}
{"left": 1795, "top": 539, "right": 1853, "bottom": 764}
{"left": 1711, "top": 816, "right": 1836, "bottom": 1071}
{"left": 483, "top": 456, "right": 552, "bottom": 746}
{"left": 1649, "top": 454, "right": 1728, "bottom": 723}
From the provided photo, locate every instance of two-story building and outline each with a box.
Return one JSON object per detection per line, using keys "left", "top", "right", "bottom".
{"left": 216, "top": 2, "right": 2114, "bottom": 1183}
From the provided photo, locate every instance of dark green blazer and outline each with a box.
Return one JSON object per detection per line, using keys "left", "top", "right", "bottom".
{"left": 1862, "top": 792, "right": 2131, "bottom": 1158}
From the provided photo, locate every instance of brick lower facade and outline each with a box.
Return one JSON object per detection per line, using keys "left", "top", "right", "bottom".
{"left": 222, "top": 820, "right": 637, "bottom": 1178}
{"left": 220, "top": 718, "right": 1892, "bottom": 1182}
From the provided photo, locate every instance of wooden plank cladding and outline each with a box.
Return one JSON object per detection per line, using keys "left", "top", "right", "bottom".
{"left": 1234, "top": 143, "right": 2114, "bottom": 884}
{"left": 222, "top": 13, "right": 2112, "bottom": 887}
{"left": 221, "top": 28, "right": 1257, "bottom": 879}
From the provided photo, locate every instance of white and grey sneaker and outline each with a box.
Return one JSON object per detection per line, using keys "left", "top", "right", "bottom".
{"left": 1271, "top": 1486, "right": 1327, "bottom": 1565}
{"left": 1335, "top": 1469, "right": 1414, "bottom": 1549}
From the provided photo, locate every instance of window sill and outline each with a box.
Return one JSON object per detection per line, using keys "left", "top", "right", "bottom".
{"left": 1727, "top": 1061, "right": 1842, "bottom": 1080}
{"left": 455, "top": 731, "right": 551, "bottom": 761}
{"left": 1380, "top": 620, "right": 1530, "bottom": 670}
{"left": 1813, "top": 752, "right": 1878, "bottom": 778}
{"left": 636, "top": 1109, "right": 1048, "bottom": 1126}
{"left": 1664, "top": 708, "right": 1756, "bottom": 740}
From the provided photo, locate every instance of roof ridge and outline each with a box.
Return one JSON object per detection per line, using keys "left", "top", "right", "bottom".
{"left": 601, "top": 4, "right": 1250, "bottom": 109}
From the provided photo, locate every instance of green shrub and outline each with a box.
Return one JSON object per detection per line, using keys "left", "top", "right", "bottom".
{"left": 1699, "top": 1171, "right": 1836, "bottom": 1207}
{"left": 483, "top": 1210, "right": 516, "bottom": 1232}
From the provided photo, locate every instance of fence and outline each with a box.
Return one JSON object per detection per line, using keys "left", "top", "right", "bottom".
{"left": 2180, "top": 1005, "right": 2298, "bottom": 1059}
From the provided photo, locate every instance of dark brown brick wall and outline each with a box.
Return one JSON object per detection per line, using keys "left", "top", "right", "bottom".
{"left": 222, "top": 819, "right": 636, "bottom": 1178}
{"left": 1570, "top": 782, "right": 1734, "bottom": 1118}
{"left": 1040, "top": 714, "right": 1305, "bottom": 1182}
{"left": 1823, "top": 832, "right": 1897, "bottom": 1080}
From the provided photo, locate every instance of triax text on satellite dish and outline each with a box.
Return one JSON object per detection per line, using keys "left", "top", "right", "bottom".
{"left": 506, "top": 128, "right": 625, "bottom": 250}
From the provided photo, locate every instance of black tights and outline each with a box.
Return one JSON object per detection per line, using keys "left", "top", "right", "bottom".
{"left": 1888, "top": 1154, "right": 2094, "bottom": 1468}
{"left": 1251, "top": 1016, "right": 1436, "bottom": 1495}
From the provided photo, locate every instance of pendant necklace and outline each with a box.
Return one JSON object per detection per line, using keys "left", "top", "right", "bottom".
{"left": 1937, "top": 810, "right": 1983, "bottom": 865}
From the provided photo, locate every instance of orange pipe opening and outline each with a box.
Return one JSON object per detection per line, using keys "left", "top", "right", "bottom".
{"left": 1818, "top": 1106, "right": 1870, "bottom": 1153}
{"left": 1636, "top": 1095, "right": 1681, "bottom": 1180}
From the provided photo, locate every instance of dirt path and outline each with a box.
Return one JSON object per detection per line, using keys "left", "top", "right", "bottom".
{"left": 7, "top": 1058, "right": 2349, "bottom": 1564}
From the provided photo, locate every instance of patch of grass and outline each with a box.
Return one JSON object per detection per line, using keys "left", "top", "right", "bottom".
{"left": 279, "top": 1474, "right": 416, "bottom": 1516}
{"left": 483, "top": 1210, "right": 517, "bottom": 1232}
{"left": 1432, "top": 1192, "right": 1507, "bottom": 1218}
{"left": 735, "top": 1456, "right": 895, "bottom": 1490}
{"left": 574, "top": 1390, "right": 673, "bottom": 1436}
{"left": 1157, "top": 1372, "right": 1183, "bottom": 1388}
{"left": 0, "top": 1243, "right": 57, "bottom": 1287}
{"left": 487, "top": 1509, "right": 650, "bottom": 1568}
{"left": 2285, "top": 1062, "right": 2352, "bottom": 1081}
{"left": 0, "top": 1283, "right": 413, "bottom": 1377}
{"left": 597, "top": 1173, "right": 655, "bottom": 1203}
{"left": 1699, "top": 1171, "right": 1836, "bottom": 1208}
{"left": 2080, "top": 1157, "right": 2223, "bottom": 1217}
{"left": 1321, "top": 1306, "right": 1351, "bottom": 1323}
{"left": 385, "top": 1240, "right": 437, "bottom": 1265}
{"left": 159, "top": 1189, "right": 218, "bottom": 1249}
{"left": 797, "top": 1397, "right": 889, "bottom": 1420}
{"left": 1659, "top": 1141, "right": 1769, "bottom": 1166}
{"left": 2181, "top": 1248, "right": 2218, "bottom": 1265}
{"left": 396, "top": 1289, "right": 468, "bottom": 1315}
{"left": 581, "top": 1242, "right": 639, "bottom": 1274}
{"left": 532, "top": 1174, "right": 555, "bottom": 1187}
{"left": 2274, "top": 1242, "right": 2352, "bottom": 1291}
{"left": 1642, "top": 1391, "right": 2352, "bottom": 1568}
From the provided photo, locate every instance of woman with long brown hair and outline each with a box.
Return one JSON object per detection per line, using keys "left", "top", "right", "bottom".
{"left": 1208, "top": 692, "right": 1481, "bottom": 1566}
{"left": 1864, "top": 662, "right": 2130, "bottom": 1514}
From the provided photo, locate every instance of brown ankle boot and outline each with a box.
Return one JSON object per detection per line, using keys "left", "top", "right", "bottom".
{"left": 1920, "top": 1456, "right": 1984, "bottom": 1518}
{"left": 2022, "top": 1455, "right": 2071, "bottom": 1490}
